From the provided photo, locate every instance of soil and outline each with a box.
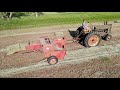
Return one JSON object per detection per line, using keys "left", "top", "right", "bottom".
{"left": 11, "top": 54, "right": 120, "bottom": 78}
{"left": 0, "top": 51, "right": 44, "bottom": 69}
{"left": 0, "top": 21, "right": 120, "bottom": 78}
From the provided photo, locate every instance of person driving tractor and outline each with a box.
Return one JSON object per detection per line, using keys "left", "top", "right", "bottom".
{"left": 82, "top": 19, "right": 91, "bottom": 33}
{"left": 75, "top": 19, "right": 91, "bottom": 37}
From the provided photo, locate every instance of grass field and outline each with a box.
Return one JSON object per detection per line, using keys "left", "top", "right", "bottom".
{"left": 0, "top": 12, "right": 120, "bottom": 30}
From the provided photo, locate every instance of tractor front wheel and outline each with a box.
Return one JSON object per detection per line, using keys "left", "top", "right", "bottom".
{"left": 47, "top": 56, "right": 58, "bottom": 65}
{"left": 84, "top": 31, "right": 101, "bottom": 47}
{"left": 104, "top": 34, "right": 112, "bottom": 41}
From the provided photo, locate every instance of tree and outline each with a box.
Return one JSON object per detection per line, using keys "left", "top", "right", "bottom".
{"left": 0, "top": 12, "right": 44, "bottom": 20}
{"left": 35, "top": 12, "right": 38, "bottom": 17}
{"left": 8, "top": 12, "right": 13, "bottom": 19}
{"left": 34, "top": 12, "right": 44, "bottom": 17}
{"left": 0, "top": 12, "right": 27, "bottom": 20}
{"left": 0, "top": 12, "right": 14, "bottom": 20}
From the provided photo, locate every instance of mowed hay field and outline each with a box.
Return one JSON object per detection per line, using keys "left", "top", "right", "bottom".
{"left": 1, "top": 12, "right": 120, "bottom": 78}
{"left": 11, "top": 55, "right": 120, "bottom": 78}
{"left": 0, "top": 12, "right": 120, "bottom": 30}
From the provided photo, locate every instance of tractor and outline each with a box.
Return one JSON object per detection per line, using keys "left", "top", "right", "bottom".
{"left": 73, "top": 21, "right": 112, "bottom": 47}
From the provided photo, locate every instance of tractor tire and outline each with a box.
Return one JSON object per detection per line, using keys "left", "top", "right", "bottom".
{"left": 47, "top": 56, "right": 58, "bottom": 65}
{"left": 104, "top": 34, "right": 112, "bottom": 41}
{"left": 84, "top": 31, "right": 101, "bottom": 47}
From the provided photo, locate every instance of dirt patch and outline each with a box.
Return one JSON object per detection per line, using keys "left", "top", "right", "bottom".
{"left": 0, "top": 22, "right": 120, "bottom": 77}
{"left": 0, "top": 22, "right": 120, "bottom": 49}
{"left": 0, "top": 42, "right": 120, "bottom": 77}
{"left": 0, "top": 35, "right": 120, "bottom": 70}
{"left": 0, "top": 51, "right": 44, "bottom": 69}
{"left": 0, "top": 32, "right": 56, "bottom": 49}
{"left": 11, "top": 55, "right": 120, "bottom": 78}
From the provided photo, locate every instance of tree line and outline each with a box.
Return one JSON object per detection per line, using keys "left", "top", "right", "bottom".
{"left": 0, "top": 12, "right": 44, "bottom": 20}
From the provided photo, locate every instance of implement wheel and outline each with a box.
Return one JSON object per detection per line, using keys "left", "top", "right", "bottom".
{"left": 47, "top": 56, "right": 58, "bottom": 65}
{"left": 84, "top": 31, "right": 101, "bottom": 47}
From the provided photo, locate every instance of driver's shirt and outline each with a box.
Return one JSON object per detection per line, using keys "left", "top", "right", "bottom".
{"left": 82, "top": 22, "right": 87, "bottom": 29}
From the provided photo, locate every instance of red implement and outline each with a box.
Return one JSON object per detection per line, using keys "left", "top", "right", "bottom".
{"left": 24, "top": 37, "right": 67, "bottom": 65}
{"left": 25, "top": 44, "right": 42, "bottom": 51}
{"left": 53, "top": 37, "right": 66, "bottom": 48}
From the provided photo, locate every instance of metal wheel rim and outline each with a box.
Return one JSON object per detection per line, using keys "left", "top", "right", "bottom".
{"left": 88, "top": 35, "right": 99, "bottom": 47}
{"left": 107, "top": 36, "right": 111, "bottom": 40}
{"left": 50, "top": 59, "right": 57, "bottom": 65}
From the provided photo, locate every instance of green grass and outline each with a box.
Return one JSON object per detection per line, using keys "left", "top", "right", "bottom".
{"left": 0, "top": 12, "right": 120, "bottom": 30}
{"left": 99, "top": 56, "right": 112, "bottom": 64}
{"left": 99, "top": 56, "right": 110, "bottom": 61}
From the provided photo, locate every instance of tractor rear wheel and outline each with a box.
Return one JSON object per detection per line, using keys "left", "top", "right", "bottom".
{"left": 47, "top": 56, "right": 58, "bottom": 65}
{"left": 84, "top": 31, "right": 101, "bottom": 47}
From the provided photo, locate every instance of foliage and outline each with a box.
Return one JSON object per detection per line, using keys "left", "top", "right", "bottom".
{"left": 0, "top": 12, "right": 120, "bottom": 30}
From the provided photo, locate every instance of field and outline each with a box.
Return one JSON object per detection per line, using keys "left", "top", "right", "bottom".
{"left": 0, "top": 12, "right": 120, "bottom": 30}
{"left": 0, "top": 20, "right": 120, "bottom": 78}
{"left": 11, "top": 55, "right": 120, "bottom": 78}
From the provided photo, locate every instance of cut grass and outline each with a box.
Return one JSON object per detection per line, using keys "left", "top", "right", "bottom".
{"left": 99, "top": 56, "right": 111, "bottom": 61}
{"left": 0, "top": 12, "right": 120, "bottom": 30}
{"left": 99, "top": 56, "right": 112, "bottom": 64}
